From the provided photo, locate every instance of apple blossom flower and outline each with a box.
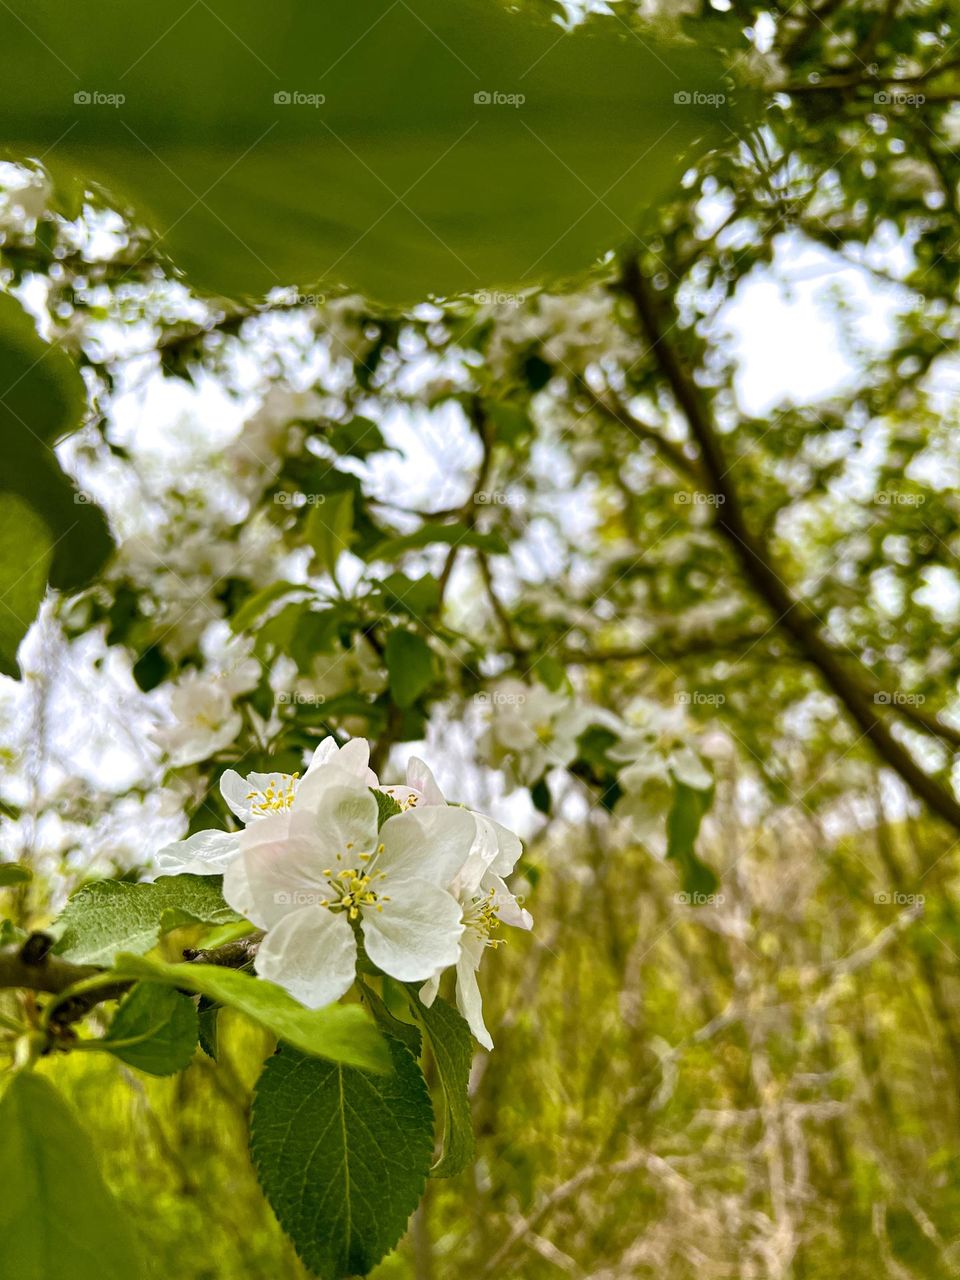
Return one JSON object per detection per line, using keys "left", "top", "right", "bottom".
{"left": 151, "top": 672, "right": 243, "bottom": 768}
{"left": 480, "top": 680, "right": 593, "bottom": 787}
{"left": 155, "top": 735, "right": 377, "bottom": 875}
{"left": 382, "top": 756, "right": 532, "bottom": 1048}
{"left": 223, "top": 779, "right": 476, "bottom": 1008}
{"left": 419, "top": 869, "right": 532, "bottom": 1050}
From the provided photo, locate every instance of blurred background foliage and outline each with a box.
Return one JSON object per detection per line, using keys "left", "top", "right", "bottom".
{"left": 5, "top": 0, "right": 960, "bottom": 1275}
{"left": 47, "top": 801, "right": 960, "bottom": 1279}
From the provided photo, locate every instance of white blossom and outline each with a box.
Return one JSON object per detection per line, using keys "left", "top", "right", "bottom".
{"left": 151, "top": 673, "right": 244, "bottom": 768}
{"left": 480, "top": 680, "right": 592, "bottom": 787}
{"left": 223, "top": 778, "right": 475, "bottom": 1008}
{"left": 156, "top": 735, "right": 377, "bottom": 874}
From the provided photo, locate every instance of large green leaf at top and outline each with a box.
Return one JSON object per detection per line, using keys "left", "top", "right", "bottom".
{"left": 0, "top": 1072, "right": 144, "bottom": 1280}
{"left": 0, "top": 296, "right": 111, "bottom": 672}
{"left": 0, "top": 1, "right": 736, "bottom": 304}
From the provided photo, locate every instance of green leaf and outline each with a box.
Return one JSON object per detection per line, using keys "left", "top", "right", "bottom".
{"left": 0, "top": 862, "right": 31, "bottom": 887}
{"left": 329, "top": 416, "right": 387, "bottom": 459}
{"left": 103, "top": 983, "right": 199, "bottom": 1076}
{"left": 197, "top": 999, "right": 220, "bottom": 1060}
{"left": 359, "top": 980, "right": 422, "bottom": 1058}
{"left": 379, "top": 572, "right": 441, "bottom": 618}
{"left": 665, "top": 781, "right": 718, "bottom": 898}
{"left": 111, "top": 953, "right": 391, "bottom": 1073}
{"left": 251, "top": 1039, "right": 434, "bottom": 1278}
{"left": 369, "top": 522, "right": 507, "bottom": 562}
{"left": 0, "top": 1072, "right": 143, "bottom": 1280}
{"left": 0, "top": 497, "right": 52, "bottom": 678}
{"left": 373, "top": 788, "right": 404, "bottom": 829}
{"left": 53, "top": 875, "right": 242, "bottom": 966}
{"left": 0, "top": 4, "right": 735, "bottom": 303}
{"left": 230, "top": 580, "right": 302, "bottom": 633}
{"left": 384, "top": 629, "right": 436, "bottom": 708}
{"left": 407, "top": 989, "right": 475, "bottom": 1178}
{"left": 0, "top": 295, "right": 112, "bottom": 673}
{"left": 306, "top": 489, "right": 354, "bottom": 577}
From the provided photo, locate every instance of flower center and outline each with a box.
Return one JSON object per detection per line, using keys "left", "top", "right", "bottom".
{"left": 247, "top": 772, "right": 300, "bottom": 816}
{"left": 382, "top": 786, "right": 421, "bottom": 810}
{"left": 320, "top": 842, "right": 389, "bottom": 919}
{"left": 464, "top": 890, "right": 505, "bottom": 948}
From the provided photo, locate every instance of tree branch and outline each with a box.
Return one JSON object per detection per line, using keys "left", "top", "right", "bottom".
{"left": 617, "top": 256, "right": 960, "bottom": 832}
{"left": 0, "top": 931, "right": 264, "bottom": 1024}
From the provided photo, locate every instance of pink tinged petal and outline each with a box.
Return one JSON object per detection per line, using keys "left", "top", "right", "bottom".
{"left": 223, "top": 835, "right": 331, "bottom": 930}
{"left": 455, "top": 937, "right": 493, "bottom": 1050}
{"left": 405, "top": 757, "right": 446, "bottom": 805}
{"left": 380, "top": 805, "right": 476, "bottom": 885}
{"left": 255, "top": 906, "right": 357, "bottom": 1009}
{"left": 361, "top": 878, "right": 463, "bottom": 982}
{"left": 156, "top": 829, "right": 240, "bottom": 876}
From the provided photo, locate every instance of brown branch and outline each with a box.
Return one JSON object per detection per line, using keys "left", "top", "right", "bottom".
{"left": 617, "top": 257, "right": 960, "bottom": 832}
{"left": 0, "top": 931, "right": 263, "bottom": 1024}
{"left": 437, "top": 395, "right": 496, "bottom": 608}
{"left": 586, "top": 387, "right": 707, "bottom": 485}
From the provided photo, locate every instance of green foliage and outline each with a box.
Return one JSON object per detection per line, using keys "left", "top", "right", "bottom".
{"left": 103, "top": 983, "right": 199, "bottom": 1077}
{"left": 306, "top": 490, "right": 354, "bottom": 579}
{"left": 665, "top": 781, "right": 718, "bottom": 898}
{"left": 251, "top": 1039, "right": 434, "bottom": 1278}
{"left": 112, "top": 954, "right": 391, "bottom": 1073}
{"left": 0, "top": 863, "right": 31, "bottom": 887}
{"left": 0, "top": 296, "right": 111, "bottom": 672}
{"left": 373, "top": 789, "right": 404, "bottom": 829}
{"left": 369, "top": 522, "right": 507, "bottom": 562}
{"left": 384, "top": 629, "right": 436, "bottom": 708}
{"left": 0, "top": 497, "right": 52, "bottom": 678}
{"left": 0, "top": 1071, "right": 143, "bottom": 1280}
{"left": 407, "top": 988, "right": 475, "bottom": 1178}
{"left": 0, "top": 2, "right": 733, "bottom": 303}
{"left": 54, "top": 875, "right": 241, "bottom": 965}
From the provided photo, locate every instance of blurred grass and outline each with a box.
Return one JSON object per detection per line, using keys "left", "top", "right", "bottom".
{"left": 35, "top": 803, "right": 960, "bottom": 1278}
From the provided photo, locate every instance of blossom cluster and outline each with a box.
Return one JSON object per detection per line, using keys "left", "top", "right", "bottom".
{"left": 480, "top": 680, "right": 713, "bottom": 855}
{"left": 157, "top": 737, "right": 530, "bottom": 1048}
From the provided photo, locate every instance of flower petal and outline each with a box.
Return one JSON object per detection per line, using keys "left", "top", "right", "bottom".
{"left": 255, "top": 906, "right": 357, "bottom": 1008}
{"left": 303, "top": 736, "right": 340, "bottom": 775}
{"left": 484, "top": 873, "right": 533, "bottom": 930}
{"left": 455, "top": 935, "right": 492, "bottom": 1050}
{"left": 303, "top": 735, "right": 378, "bottom": 786}
{"left": 337, "top": 736, "right": 379, "bottom": 785}
{"left": 362, "top": 878, "right": 463, "bottom": 981}
{"left": 287, "top": 783, "right": 379, "bottom": 862}
{"left": 220, "top": 769, "right": 298, "bottom": 823}
{"left": 449, "top": 815, "right": 500, "bottom": 899}
{"left": 380, "top": 805, "right": 476, "bottom": 885}
{"left": 156, "top": 829, "right": 240, "bottom": 876}
{"left": 405, "top": 756, "right": 446, "bottom": 805}
{"left": 223, "top": 834, "right": 330, "bottom": 930}
{"left": 419, "top": 973, "right": 441, "bottom": 1007}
